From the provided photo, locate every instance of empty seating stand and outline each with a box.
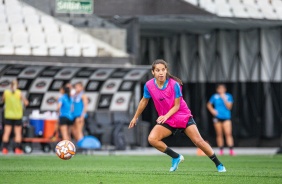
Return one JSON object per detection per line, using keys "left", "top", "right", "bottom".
{"left": 0, "top": 0, "right": 127, "bottom": 57}
{"left": 184, "top": 0, "right": 282, "bottom": 20}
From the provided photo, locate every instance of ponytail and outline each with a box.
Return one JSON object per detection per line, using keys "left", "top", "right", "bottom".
{"left": 63, "top": 87, "right": 71, "bottom": 101}
{"left": 167, "top": 72, "right": 183, "bottom": 85}
{"left": 152, "top": 59, "right": 183, "bottom": 85}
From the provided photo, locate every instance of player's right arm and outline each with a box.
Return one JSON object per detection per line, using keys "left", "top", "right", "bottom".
{"left": 207, "top": 95, "right": 217, "bottom": 116}
{"left": 128, "top": 97, "right": 149, "bottom": 129}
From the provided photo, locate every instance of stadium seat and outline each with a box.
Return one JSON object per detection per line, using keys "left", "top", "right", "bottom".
{"left": 199, "top": 0, "right": 208, "bottom": 9}
{"left": 62, "top": 33, "right": 78, "bottom": 48}
{"left": 29, "top": 32, "right": 45, "bottom": 47}
{"left": 60, "top": 24, "right": 75, "bottom": 34}
{"left": 0, "top": 24, "right": 9, "bottom": 34}
{"left": 46, "top": 33, "right": 62, "bottom": 47}
{"left": 27, "top": 25, "right": 43, "bottom": 34}
{"left": 10, "top": 23, "right": 26, "bottom": 33}
{"left": 245, "top": 5, "right": 264, "bottom": 19}
{"left": 0, "top": 32, "right": 12, "bottom": 46}
{"left": 43, "top": 24, "right": 59, "bottom": 34}
{"left": 79, "top": 34, "right": 95, "bottom": 47}
{"left": 66, "top": 45, "right": 81, "bottom": 57}
{"left": 275, "top": 7, "right": 282, "bottom": 19}
{"left": 32, "top": 45, "right": 48, "bottom": 56}
{"left": 0, "top": 13, "right": 6, "bottom": 24}
{"left": 12, "top": 32, "right": 29, "bottom": 46}
{"left": 5, "top": 4, "right": 21, "bottom": 15}
{"left": 257, "top": 1, "right": 278, "bottom": 19}
{"left": 14, "top": 45, "right": 31, "bottom": 55}
{"left": 24, "top": 14, "right": 40, "bottom": 25}
{"left": 22, "top": 6, "right": 37, "bottom": 16}
{"left": 82, "top": 44, "right": 98, "bottom": 57}
{"left": 216, "top": 3, "right": 233, "bottom": 17}
{"left": 0, "top": 0, "right": 128, "bottom": 57}
{"left": 261, "top": 9, "right": 278, "bottom": 20}
{"left": 0, "top": 44, "right": 14, "bottom": 55}
{"left": 272, "top": 0, "right": 282, "bottom": 7}
{"left": 204, "top": 0, "right": 216, "bottom": 14}
{"left": 7, "top": 14, "right": 23, "bottom": 24}
{"left": 41, "top": 15, "right": 55, "bottom": 25}
{"left": 232, "top": 5, "right": 250, "bottom": 18}
{"left": 49, "top": 45, "right": 65, "bottom": 56}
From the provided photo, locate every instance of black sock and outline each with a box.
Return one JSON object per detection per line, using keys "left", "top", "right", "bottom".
{"left": 164, "top": 147, "right": 179, "bottom": 158}
{"left": 220, "top": 147, "right": 224, "bottom": 151}
{"left": 229, "top": 147, "right": 233, "bottom": 151}
{"left": 15, "top": 142, "right": 21, "bottom": 149}
{"left": 2, "top": 142, "right": 9, "bottom": 149}
{"left": 209, "top": 154, "right": 222, "bottom": 167}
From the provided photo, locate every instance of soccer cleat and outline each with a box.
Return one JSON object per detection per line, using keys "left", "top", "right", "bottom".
{"left": 2, "top": 148, "right": 8, "bottom": 155}
{"left": 15, "top": 148, "right": 23, "bottom": 155}
{"left": 169, "top": 155, "right": 184, "bottom": 172}
{"left": 217, "top": 164, "right": 226, "bottom": 172}
{"left": 219, "top": 149, "right": 224, "bottom": 156}
{"left": 229, "top": 149, "right": 235, "bottom": 156}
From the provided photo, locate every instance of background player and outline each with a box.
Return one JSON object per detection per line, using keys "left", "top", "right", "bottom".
{"left": 72, "top": 82, "right": 88, "bottom": 143}
{"left": 129, "top": 59, "right": 226, "bottom": 172}
{"left": 57, "top": 86, "right": 73, "bottom": 140}
{"left": 1, "top": 80, "right": 29, "bottom": 154}
{"left": 207, "top": 84, "right": 234, "bottom": 156}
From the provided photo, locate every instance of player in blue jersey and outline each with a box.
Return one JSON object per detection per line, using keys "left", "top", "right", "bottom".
{"left": 72, "top": 82, "right": 88, "bottom": 143}
{"left": 207, "top": 84, "right": 234, "bottom": 156}
{"left": 57, "top": 86, "right": 73, "bottom": 140}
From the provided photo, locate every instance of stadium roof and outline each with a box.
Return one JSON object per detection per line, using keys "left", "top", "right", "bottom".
{"left": 94, "top": 0, "right": 210, "bottom": 16}
{"left": 138, "top": 15, "right": 282, "bottom": 34}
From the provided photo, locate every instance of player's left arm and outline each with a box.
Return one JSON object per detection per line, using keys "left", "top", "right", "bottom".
{"left": 81, "top": 94, "right": 88, "bottom": 118}
{"left": 20, "top": 92, "right": 29, "bottom": 107}
{"left": 157, "top": 97, "right": 180, "bottom": 124}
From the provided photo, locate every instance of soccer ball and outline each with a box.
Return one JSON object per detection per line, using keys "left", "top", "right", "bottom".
{"left": 55, "top": 140, "right": 76, "bottom": 160}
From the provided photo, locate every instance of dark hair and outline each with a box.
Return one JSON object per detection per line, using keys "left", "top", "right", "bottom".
{"left": 151, "top": 59, "right": 183, "bottom": 85}
{"left": 216, "top": 83, "right": 226, "bottom": 89}
{"left": 61, "top": 86, "right": 71, "bottom": 101}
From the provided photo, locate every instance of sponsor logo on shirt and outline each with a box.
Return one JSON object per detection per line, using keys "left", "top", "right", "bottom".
{"left": 159, "top": 98, "right": 165, "bottom": 101}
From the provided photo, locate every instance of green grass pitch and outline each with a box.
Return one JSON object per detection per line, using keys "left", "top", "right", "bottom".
{"left": 0, "top": 155, "right": 282, "bottom": 184}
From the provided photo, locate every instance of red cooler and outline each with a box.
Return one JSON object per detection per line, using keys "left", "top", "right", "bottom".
{"left": 43, "top": 118, "right": 58, "bottom": 138}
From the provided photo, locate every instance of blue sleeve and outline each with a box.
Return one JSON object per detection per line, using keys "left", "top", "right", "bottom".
{"left": 174, "top": 83, "right": 182, "bottom": 98}
{"left": 58, "top": 96, "right": 63, "bottom": 104}
{"left": 143, "top": 85, "right": 151, "bottom": 99}
{"left": 227, "top": 94, "right": 233, "bottom": 103}
{"left": 209, "top": 95, "right": 215, "bottom": 104}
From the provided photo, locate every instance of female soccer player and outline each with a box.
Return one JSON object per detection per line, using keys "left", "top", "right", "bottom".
{"left": 72, "top": 82, "right": 88, "bottom": 142}
{"left": 2, "top": 80, "right": 29, "bottom": 154}
{"left": 129, "top": 59, "right": 226, "bottom": 172}
{"left": 57, "top": 86, "right": 73, "bottom": 140}
{"left": 207, "top": 84, "right": 234, "bottom": 156}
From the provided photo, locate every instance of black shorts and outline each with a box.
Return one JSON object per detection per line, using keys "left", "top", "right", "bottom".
{"left": 59, "top": 117, "right": 74, "bottom": 126}
{"left": 213, "top": 118, "right": 230, "bottom": 123}
{"left": 158, "top": 117, "right": 197, "bottom": 135}
{"left": 4, "top": 119, "right": 22, "bottom": 126}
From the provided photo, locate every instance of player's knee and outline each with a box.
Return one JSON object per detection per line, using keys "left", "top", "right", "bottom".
{"left": 225, "top": 133, "right": 232, "bottom": 138}
{"left": 148, "top": 136, "right": 157, "bottom": 146}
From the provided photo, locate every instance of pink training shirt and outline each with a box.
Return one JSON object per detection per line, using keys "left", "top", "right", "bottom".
{"left": 146, "top": 78, "right": 192, "bottom": 128}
